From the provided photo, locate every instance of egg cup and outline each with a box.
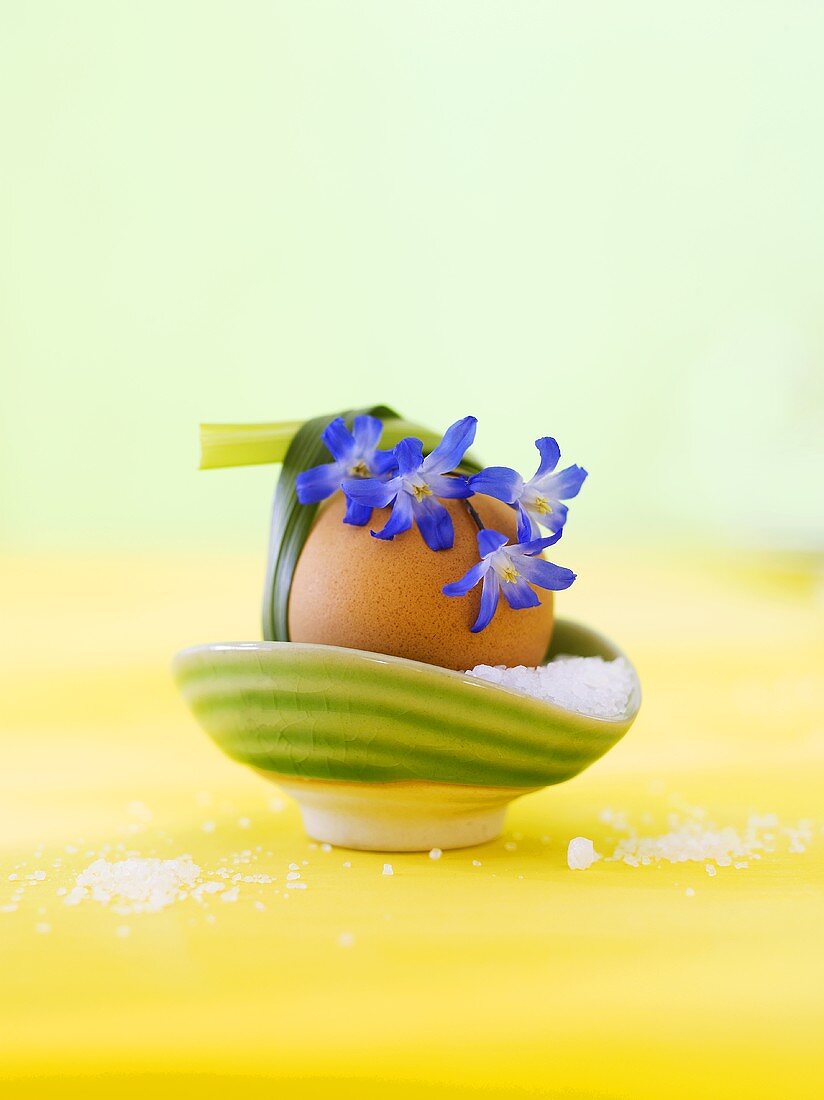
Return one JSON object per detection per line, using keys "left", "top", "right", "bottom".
{"left": 173, "top": 618, "right": 641, "bottom": 851}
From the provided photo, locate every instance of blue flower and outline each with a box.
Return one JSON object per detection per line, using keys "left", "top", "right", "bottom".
{"left": 442, "top": 528, "right": 575, "bottom": 632}
{"left": 469, "top": 437, "right": 587, "bottom": 541}
{"left": 342, "top": 415, "right": 477, "bottom": 551}
{"left": 295, "top": 415, "right": 397, "bottom": 526}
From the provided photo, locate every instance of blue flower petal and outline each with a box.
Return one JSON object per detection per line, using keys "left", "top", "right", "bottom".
{"left": 468, "top": 466, "right": 524, "bottom": 504}
{"left": 516, "top": 504, "right": 541, "bottom": 543}
{"left": 426, "top": 473, "right": 472, "bottom": 499}
{"left": 536, "top": 465, "right": 588, "bottom": 501}
{"left": 371, "top": 449, "right": 399, "bottom": 476}
{"left": 499, "top": 576, "right": 541, "bottom": 611}
{"left": 296, "top": 462, "right": 344, "bottom": 504}
{"left": 342, "top": 475, "right": 399, "bottom": 508}
{"left": 477, "top": 529, "right": 510, "bottom": 558}
{"left": 514, "top": 554, "right": 576, "bottom": 591}
{"left": 371, "top": 490, "right": 414, "bottom": 541}
{"left": 352, "top": 414, "right": 383, "bottom": 452}
{"left": 394, "top": 437, "right": 425, "bottom": 476}
{"left": 413, "top": 496, "right": 455, "bottom": 551}
{"left": 422, "top": 416, "right": 477, "bottom": 476}
{"left": 442, "top": 559, "right": 489, "bottom": 598}
{"left": 515, "top": 529, "right": 564, "bottom": 555}
{"left": 471, "top": 570, "right": 501, "bottom": 633}
{"left": 533, "top": 437, "right": 561, "bottom": 478}
{"left": 321, "top": 418, "right": 356, "bottom": 462}
{"left": 342, "top": 498, "right": 373, "bottom": 526}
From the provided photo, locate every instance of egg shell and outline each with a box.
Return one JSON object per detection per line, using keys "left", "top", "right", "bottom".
{"left": 288, "top": 494, "right": 554, "bottom": 671}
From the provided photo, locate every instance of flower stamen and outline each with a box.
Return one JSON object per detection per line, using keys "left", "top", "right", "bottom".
{"left": 348, "top": 460, "right": 370, "bottom": 477}
{"left": 412, "top": 483, "right": 433, "bottom": 501}
{"left": 501, "top": 564, "right": 520, "bottom": 583}
{"left": 534, "top": 495, "right": 552, "bottom": 515}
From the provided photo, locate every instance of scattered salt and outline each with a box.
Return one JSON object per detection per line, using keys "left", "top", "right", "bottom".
{"left": 35, "top": 922, "right": 51, "bottom": 935}
{"left": 604, "top": 809, "right": 812, "bottom": 870}
{"left": 201, "top": 821, "right": 216, "bottom": 833}
{"left": 220, "top": 887, "right": 239, "bottom": 903}
{"left": 472, "top": 860, "right": 482, "bottom": 867}
{"left": 238, "top": 817, "right": 251, "bottom": 829}
{"left": 428, "top": 848, "right": 442, "bottom": 861}
{"left": 567, "top": 837, "right": 599, "bottom": 871}
{"left": 685, "top": 887, "right": 695, "bottom": 897}
{"left": 286, "top": 881, "right": 307, "bottom": 890}
{"left": 68, "top": 856, "right": 201, "bottom": 914}
{"left": 338, "top": 932, "right": 355, "bottom": 948}
{"left": 466, "top": 655, "right": 635, "bottom": 719}
{"left": 116, "top": 925, "right": 131, "bottom": 938}
{"left": 286, "top": 871, "right": 301, "bottom": 881}
{"left": 382, "top": 863, "right": 394, "bottom": 877}
{"left": 320, "top": 843, "right": 332, "bottom": 853}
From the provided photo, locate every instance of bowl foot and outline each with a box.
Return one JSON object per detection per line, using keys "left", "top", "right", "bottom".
{"left": 269, "top": 776, "right": 536, "bottom": 852}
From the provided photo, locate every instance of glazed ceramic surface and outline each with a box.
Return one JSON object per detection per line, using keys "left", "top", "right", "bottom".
{"left": 173, "top": 620, "right": 639, "bottom": 788}
{"left": 173, "top": 620, "right": 640, "bottom": 849}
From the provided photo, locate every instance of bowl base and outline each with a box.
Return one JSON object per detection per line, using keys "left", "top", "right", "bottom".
{"left": 261, "top": 774, "right": 537, "bottom": 852}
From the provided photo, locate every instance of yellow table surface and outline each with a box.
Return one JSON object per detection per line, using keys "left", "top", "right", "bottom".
{"left": 1, "top": 550, "right": 822, "bottom": 1098}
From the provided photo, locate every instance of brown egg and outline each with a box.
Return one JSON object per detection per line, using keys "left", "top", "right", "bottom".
{"left": 288, "top": 493, "right": 554, "bottom": 670}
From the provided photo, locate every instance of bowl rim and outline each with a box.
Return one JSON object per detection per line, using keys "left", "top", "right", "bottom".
{"left": 173, "top": 617, "right": 641, "bottom": 726}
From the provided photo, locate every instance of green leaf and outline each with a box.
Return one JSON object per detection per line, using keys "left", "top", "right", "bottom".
{"left": 261, "top": 406, "right": 483, "bottom": 641}
{"left": 199, "top": 421, "right": 304, "bottom": 469}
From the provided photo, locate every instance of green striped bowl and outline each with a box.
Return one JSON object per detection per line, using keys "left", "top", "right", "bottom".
{"left": 173, "top": 619, "right": 640, "bottom": 851}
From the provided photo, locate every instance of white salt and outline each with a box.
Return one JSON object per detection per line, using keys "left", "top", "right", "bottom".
{"left": 338, "top": 932, "right": 355, "bottom": 948}
{"left": 567, "top": 837, "right": 599, "bottom": 870}
{"left": 382, "top": 863, "right": 394, "bottom": 877}
{"left": 466, "top": 655, "right": 635, "bottom": 719}
{"left": 35, "top": 922, "right": 51, "bottom": 935}
{"left": 428, "top": 848, "right": 443, "bottom": 861}
{"left": 68, "top": 856, "right": 201, "bottom": 914}
{"left": 605, "top": 809, "right": 811, "bottom": 869}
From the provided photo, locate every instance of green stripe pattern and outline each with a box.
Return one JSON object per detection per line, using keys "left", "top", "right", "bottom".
{"left": 173, "top": 620, "right": 641, "bottom": 790}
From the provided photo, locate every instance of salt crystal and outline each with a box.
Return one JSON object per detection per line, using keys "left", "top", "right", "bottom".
{"left": 286, "top": 871, "right": 301, "bottom": 881}
{"left": 69, "top": 856, "right": 201, "bottom": 913}
{"left": 288, "top": 862, "right": 300, "bottom": 871}
{"left": 472, "top": 860, "right": 482, "bottom": 867}
{"left": 382, "top": 863, "right": 394, "bottom": 877}
{"left": 466, "top": 655, "right": 635, "bottom": 719}
{"left": 428, "top": 848, "right": 442, "bottom": 861}
{"left": 35, "top": 922, "right": 51, "bottom": 935}
{"left": 254, "top": 901, "right": 266, "bottom": 911}
{"left": 567, "top": 837, "right": 599, "bottom": 870}
{"left": 705, "top": 865, "right": 717, "bottom": 877}
{"left": 286, "top": 882, "right": 307, "bottom": 890}
{"left": 320, "top": 843, "right": 332, "bottom": 853}
{"left": 220, "top": 887, "right": 239, "bottom": 903}
{"left": 201, "top": 821, "right": 216, "bottom": 833}
{"left": 7, "top": 873, "right": 18, "bottom": 882}
{"left": 338, "top": 932, "right": 355, "bottom": 948}
{"left": 116, "top": 925, "right": 131, "bottom": 938}
{"left": 238, "top": 817, "right": 251, "bottom": 829}
{"left": 685, "top": 887, "right": 695, "bottom": 897}
{"left": 504, "top": 841, "right": 517, "bottom": 851}
{"left": 342, "top": 861, "right": 351, "bottom": 869}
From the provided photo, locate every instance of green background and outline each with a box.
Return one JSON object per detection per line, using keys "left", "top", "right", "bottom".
{"left": 2, "top": 2, "right": 822, "bottom": 553}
